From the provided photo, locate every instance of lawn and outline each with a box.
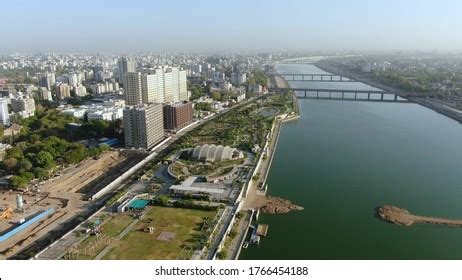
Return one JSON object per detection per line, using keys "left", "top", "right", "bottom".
{"left": 103, "top": 206, "right": 216, "bottom": 260}
{"left": 102, "top": 213, "right": 135, "bottom": 237}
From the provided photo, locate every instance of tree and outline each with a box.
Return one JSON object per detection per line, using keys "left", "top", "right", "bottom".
{"left": 33, "top": 167, "right": 48, "bottom": 179}
{"left": 36, "top": 151, "right": 55, "bottom": 170}
{"left": 18, "top": 158, "right": 33, "bottom": 172}
{"left": 63, "top": 145, "right": 87, "bottom": 164}
{"left": 6, "top": 146, "right": 23, "bottom": 158}
{"left": 10, "top": 175, "right": 29, "bottom": 189}
{"left": 217, "top": 251, "right": 227, "bottom": 259}
{"left": 3, "top": 157, "right": 18, "bottom": 171}
{"left": 195, "top": 102, "right": 213, "bottom": 111}
{"left": 154, "top": 195, "right": 170, "bottom": 206}
{"left": 210, "top": 91, "right": 221, "bottom": 101}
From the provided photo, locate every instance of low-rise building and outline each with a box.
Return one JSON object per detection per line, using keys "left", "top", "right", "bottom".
{"left": 11, "top": 95, "right": 35, "bottom": 118}
{"left": 248, "top": 84, "right": 264, "bottom": 94}
{"left": 62, "top": 108, "right": 87, "bottom": 118}
{"left": 169, "top": 176, "right": 230, "bottom": 200}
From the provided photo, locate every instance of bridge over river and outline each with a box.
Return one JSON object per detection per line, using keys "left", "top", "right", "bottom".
{"left": 280, "top": 73, "right": 356, "bottom": 82}
{"left": 270, "top": 66, "right": 434, "bottom": 103}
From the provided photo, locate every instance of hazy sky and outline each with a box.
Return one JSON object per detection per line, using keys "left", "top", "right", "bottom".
{"left": 2, "top": 0, "right": 462, "bottom": 53}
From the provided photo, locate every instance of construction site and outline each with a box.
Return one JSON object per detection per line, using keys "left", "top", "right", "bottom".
{"left": 0, "top": 149, "right": 145, "bottom": 259}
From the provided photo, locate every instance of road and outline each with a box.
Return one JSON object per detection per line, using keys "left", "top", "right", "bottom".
{"left": 206, "top": 205, "right": 235, "bottom": 260}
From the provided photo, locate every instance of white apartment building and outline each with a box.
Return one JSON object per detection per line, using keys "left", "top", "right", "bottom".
{"left": 141, "top": 73, "right": 164, "bottom": 103}
{"left": 123, "top": 67, "right": 188, "bottom": 105}
{"left": 74, "top": 84, "right": 88, "bottom": 97}
{"left": 0, "top": 98, "right": 10, "bottom": 126}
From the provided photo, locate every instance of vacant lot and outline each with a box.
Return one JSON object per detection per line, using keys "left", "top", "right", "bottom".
{"left": 41, "top": 150, "right": 126, "bottom": 193}
{"left": 103, "top": 207, "right": 216, "bottom": 260}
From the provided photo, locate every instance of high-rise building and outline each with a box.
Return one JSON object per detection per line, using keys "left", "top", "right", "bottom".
{"left": 122, "top": 72, "right": 142, "bottom": 105}
{"left": 40, "top": 87, "right": 53, "bottom": 101}
{"left": 158, "top": 66, "right": 188, "bottom": 103}
{"left": 163, "top": 69, "right": 174, "bottom": 103}
{"left": 123, "top": 103, "right": 164, "bottom": 149}
{"left": 141, "top": 73, "right": 164, "bottom": 103}
{"left": 178, "top": 69, "right": 188, "bottom": 101}
{"left": 74, "top": 84, "right": 88, "bottom": 97}
{"left": 56, "top": 83, "right": 71, "bottom": 100}
{"left": 123, "top": 67, "right": 188, "bottom": 105}
{"left": 231, "top": 67, "right": 247, "bottom": 86}
{"left": 163, "top": 101, "right": 193, "bottom": 131}
{"left": 37, "top": 72, "right": 56, "bottom": 90}
{"left": 118, "top": 57, "right": 136, "bottom": 82}
{"left": 68, "top": 72, "right": 79, "bottom": 87}
{"left": 0, "top": 98, "right": 10, "bottom": 126}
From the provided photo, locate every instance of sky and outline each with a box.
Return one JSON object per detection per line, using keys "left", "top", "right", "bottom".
{"left": 1, "top": 0, "right": 462, "bottom": 53}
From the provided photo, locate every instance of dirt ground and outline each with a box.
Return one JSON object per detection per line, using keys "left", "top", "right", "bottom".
{"left": 378, "top": 205, "right": 462, "bottom": 227}
{"left": 0, "top": 150, "right": 139, "bottom": 259}
{"left": 0, "top": 190, "right": 87, "bottom": 259}
{"left": 40, "top": 150, "right": 126, "bottom": 193}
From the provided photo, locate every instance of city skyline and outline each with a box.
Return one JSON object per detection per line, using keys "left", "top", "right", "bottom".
{"left": 2, "top": 0, "right": 462, "bottom": 53}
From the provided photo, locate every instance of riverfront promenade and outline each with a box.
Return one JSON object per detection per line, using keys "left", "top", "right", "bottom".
{"left": 242, "top": 72, "right": 298, "bottom": 210}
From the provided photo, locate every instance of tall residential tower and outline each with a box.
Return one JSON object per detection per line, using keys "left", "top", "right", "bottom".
{"left": 118, "top": 57, "right": 137, "bottom": 83}
{"left": 123, "top": 103, "right": 164, "bottom": 150}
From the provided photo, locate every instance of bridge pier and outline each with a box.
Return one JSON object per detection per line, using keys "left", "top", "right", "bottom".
{"left": 367, "top": 92, "right": 371, "bottom": 100}
{"left": 316, "top": 91, "right": 319, "bottom": 98}
{"left": 304, "top": 90, "right": 307, "bottom": 98}
{"left": 342, "top": 92, "right": 345, "bottom": 99}
{"left": 354, "top": 92, "right": 357, "bottom": 100}
{"left": 394, "top": 94, "right": 398, "bottom": 101}
{"left": 381, "top": 93, "right": 384, "bottom": 100}
{"left": 340, "top": 76, "right": 343, "bottom": 81}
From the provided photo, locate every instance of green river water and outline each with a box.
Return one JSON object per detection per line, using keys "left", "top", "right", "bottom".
{"left": 240, "top": 63, "right": 462, "bottom": 259}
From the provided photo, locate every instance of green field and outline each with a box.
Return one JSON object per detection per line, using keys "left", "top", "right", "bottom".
{"left": 103, "top": 207, "right": 216, "bottom": 260}
{"left": 102, "top": 213, "right": 135, "bottom": 237}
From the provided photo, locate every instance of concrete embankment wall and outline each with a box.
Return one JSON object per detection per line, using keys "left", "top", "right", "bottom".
{"left": 409, "top": 97, "right": 462, "bottom": 123}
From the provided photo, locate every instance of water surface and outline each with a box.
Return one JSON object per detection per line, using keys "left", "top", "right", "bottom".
{"left": 240, "top": 64, "right": 462, "bottom": 259}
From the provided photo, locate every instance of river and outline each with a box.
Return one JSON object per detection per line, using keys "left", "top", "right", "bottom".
{"left": 240, "top": 63, "right": 462, "bottom": 259}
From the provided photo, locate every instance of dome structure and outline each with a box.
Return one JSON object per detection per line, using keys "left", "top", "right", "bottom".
{"left": 191, "top": 144, "right": 240, "bottom": 162}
